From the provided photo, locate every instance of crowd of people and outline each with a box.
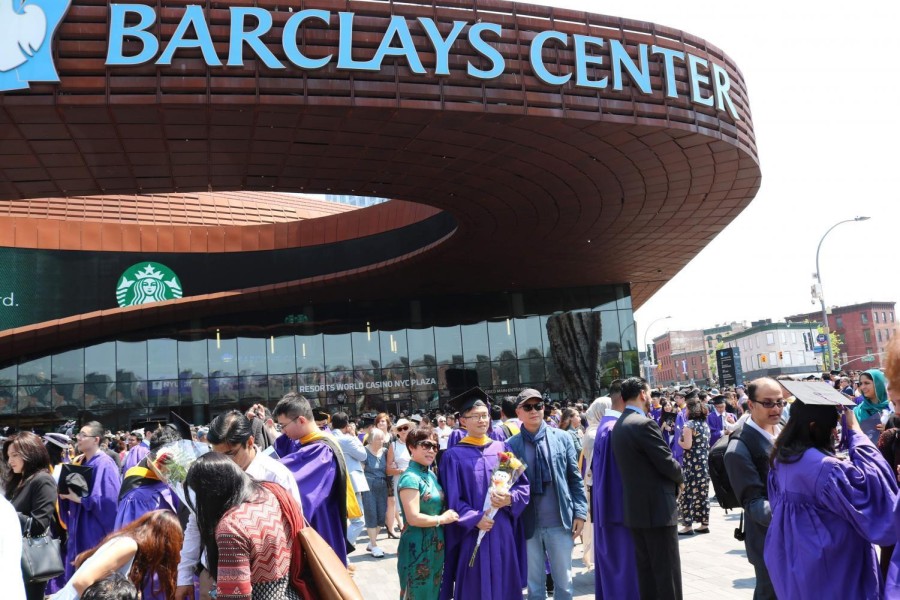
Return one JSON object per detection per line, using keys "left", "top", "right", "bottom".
{"left": 4, "top": 337, "right": 900, "bottom": 599}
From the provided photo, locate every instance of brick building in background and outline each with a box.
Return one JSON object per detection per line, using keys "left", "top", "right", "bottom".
{"left": 786, "top": 301, "right": 897, "bottom": 370}
{"left": 652, "top": 330, "right": 707, "bottom": 386}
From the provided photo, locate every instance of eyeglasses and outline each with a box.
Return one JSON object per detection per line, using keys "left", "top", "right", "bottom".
{"left": 279, "top": 414, "right": 302, "bottom": 429}
{"left": 417, "top": 441, "right": 439, "bottom": 451}
{"left": 754, "top": 400, "right": 786, "bottom": 409}
{"left": 462, "top": 413, "right": 490, "bottom": 421}
{"left": 396, "top": 426, "right": 410, "bottom": 432}
{"left": 520, "top": 402, "right": 545, "bottom": 412}
{"left": 76, "top": 432, "right": 97, "bottom": 439}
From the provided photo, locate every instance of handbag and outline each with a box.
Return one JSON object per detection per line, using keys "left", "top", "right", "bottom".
{"left": 21, "top": 517, "right": 65, "bottom": 583}
{"left": 297, "top": 519, "right": 363, "bottom": 600}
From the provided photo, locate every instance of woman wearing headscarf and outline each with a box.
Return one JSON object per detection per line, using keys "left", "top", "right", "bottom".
{"left": 853, "top": 369, "right": 890, "bottom": 426}
{"left": 578, "top": 397, "right": 609, "bottom": 570}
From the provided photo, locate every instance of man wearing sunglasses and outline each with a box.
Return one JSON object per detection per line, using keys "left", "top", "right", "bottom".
{"left": 508, "top": 389, "right": 587, "bottom": 600}
{"left": 723, "top": 378, "right": 784, "bottom": 600}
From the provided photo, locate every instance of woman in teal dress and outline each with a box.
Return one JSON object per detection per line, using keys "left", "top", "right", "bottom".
{"left": 397, "top": 427, "right": 459, "bottom": 600}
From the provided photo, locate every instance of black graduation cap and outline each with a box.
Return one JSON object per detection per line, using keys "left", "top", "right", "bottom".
{"left": 313, "top": 408, "right": 331, "bottom": 422}
{"left": 711, "top": 395, "right": 727, "bottom": 405}
{"left": 134, "top": 421, "right": 161, "bottom": 434}
{"left": 358, "top": 415, "right": 376, "bottom": 428}
{"left": 780, "top": 380, "right": 855, "bottom": 407}
{"left": 168, "top": 412, "right": 194, "bottom": 441}
{"left": 449, "top": 386, "right": 492, "bottom": 415}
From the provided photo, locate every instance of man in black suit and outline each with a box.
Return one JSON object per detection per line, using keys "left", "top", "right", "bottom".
{"left": 723, "top": 378, "right": 783, "bottom": 600}
{"left": 612, "top": 376, "right": 684, "bottom": 600}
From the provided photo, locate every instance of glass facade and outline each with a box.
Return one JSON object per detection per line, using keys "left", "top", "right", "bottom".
{"left": 0, "top": 285, "right": 637, "bottom": 431}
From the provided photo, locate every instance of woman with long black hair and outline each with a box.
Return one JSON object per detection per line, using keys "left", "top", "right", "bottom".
{"left": 764, "top": 398, "right": 898, "bottom": 600}
{"left": 4, "top": 431, "right": 58, "bottom": 600}
{"left": 185, "top": 453, "right": 300, "bottom": 600}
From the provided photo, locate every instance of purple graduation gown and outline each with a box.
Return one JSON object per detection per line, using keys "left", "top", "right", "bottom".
{"left": 120, "top": 444, "right": 149, "bottom": 476}
{"left": 669, "top": 412, "right": 686, "bottom": 465}
{"left": 764, "top": 430, "right": 898, "bottom": 600}
{"left": 280, "top": 441, "right": 348, "bottom": 565}
{"left": 273, "top": 433, "right": 300, "bottom": 458}
{"left": 446, "top": 428, "right": 465, "bottom": 450}
{"left": 438, "top": 440, "right": 529, "bottom": 600}
{"left": 707, "top": 411, "right": 725, "bottom": 446}
{"left": 59, "top": 452, "right": 121, "bottom": 579}
{"left": 591, "top": 414, "right": 639, "bottom": 600}
{"left": 886, "top": 495, "right": 900, "bottom": 597}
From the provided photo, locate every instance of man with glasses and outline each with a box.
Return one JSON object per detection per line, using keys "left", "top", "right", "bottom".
{"left": 508, "top": 388, "right": 587, "bottom": 600}
{"left": 58, "top": 421, "right": 122, "bottom": 579}
{"left": 439, "top": 387, "right": 530, "bottom": 600}
{"left": 723, "top": 378, "right": 784, "bottom": 600}
{"left": 273, "top": 392, "right": 354, "bottom": 565}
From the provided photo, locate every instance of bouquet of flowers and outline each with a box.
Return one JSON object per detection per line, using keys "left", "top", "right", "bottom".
{"left": 469, "top": 451, "right": 527, "bottom": 566}
{"left": 147, "top": 439, "right": 209, "bottom": 511}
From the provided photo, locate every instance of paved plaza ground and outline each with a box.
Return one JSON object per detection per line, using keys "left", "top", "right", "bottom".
{"left": 350, "top": 501, "right": 756, "bottom": 599}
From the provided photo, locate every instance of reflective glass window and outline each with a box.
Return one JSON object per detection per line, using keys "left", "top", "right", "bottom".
{"left": 406, "top": 328, "right": 435, "bottom": 368}
{"left": 380, "top": 330, "right": 407, "bottom": 369}
{"left": 352, "top": 331, "right": 381, "bottom": 370}
{"left": 239, "top": 375, "right": 268, "bottom": 401}
{"left": 0, "top": 364, "right": 14, "bottom": 387}
{"left": 0, "top": 387, "right": 14, "bottom": 415}
{"left": 434, "top": 326, "right": 463, "bottom": 365}
{"left": 617, "top": 310, "right": 636, "bottom": 352}
{"left": 178, "top": 340, "right": 208, "bottom": 378}
{"left": 267, "top": 336, "right": 296, "bottom": 375}
{"left": 209, "top": 377, "right": 239, "bottom": 407}
{"left": 267, "top": 373, "right": 296, "bottom": 402}
{"left": 209, "top": 337, "right": 238, "bottom": 377}
{"left": 116, "top": 379, "right": 148, "bottom": 410}
{"left": 147, "top": 339, "right": 177, "bottom": 380}
{"left": 116, "top": 341, "right": 147, "bottom": 382}
{"left": 514, "top": 317, "right": 543, "bottom": 360}
{"left": 589, "top": 285, "right": 618, "bottom": 312}
{"left": 324, "top": 334, "right": 353, "bottom": 371}
{"left": 461, "top": 323, "right": 489, "bottom": 363}
{"left": 52, "top": 349, "right": 84, "bottom": 384}
{"left": 488, "top": 319, "right": 516, "bottom": 361}
{"left": 297, "top": 371, "right": 326, "bottom": 406}
{"left": 296, "top": 335, "right": 325, "bottom": 373}
{"left": 19, "top": 356, "right": 52, "bottom": 412}
{"left": 325, "top": 371, "right": 356, "bottom": 407}
{"left": 237, "top": 337, "right": 267, "bottom": 376}
{"left": 518, "top": 357, "right": 546, "bottom": 386}
{"left": 179, "top": 373, "right": 209, "bottom": 407}
{"left": 148, "top": 380, "right": 180, "bottom": 409}
{"left": 493, "top": 360, "right": 518, "bottom": 388}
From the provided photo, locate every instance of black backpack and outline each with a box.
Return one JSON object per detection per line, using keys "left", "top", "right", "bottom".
{"left": 708, "top": 432, "right": 740, "bottom": 510}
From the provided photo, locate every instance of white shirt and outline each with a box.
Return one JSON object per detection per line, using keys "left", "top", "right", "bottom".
{"left": 436, "top": 425, "right": 452, "bottom": 450}
{"left": 176, "top": 448, "right": 302, "bottom": 587}
{"left": 744, "top": 416, "right": 781, "bottom": 446}
{"left": 0, "top": 497, "right": 25, "bottom": 600}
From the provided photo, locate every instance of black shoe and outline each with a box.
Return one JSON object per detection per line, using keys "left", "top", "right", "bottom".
{"left": 546, "top": 573, "right": 554, "bottom": 595}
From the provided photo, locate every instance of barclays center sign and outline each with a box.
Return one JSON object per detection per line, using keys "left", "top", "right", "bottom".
{"left": 1, "top": 0, "right": 741, "bottom": 121}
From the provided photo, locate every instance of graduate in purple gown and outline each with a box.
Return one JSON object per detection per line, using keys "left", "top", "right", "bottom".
{"left": 273, "top": 393, "right": 351, "bottom": 565}
{"left": 120, "top": 431, "right": 150, "bottom": 476}
{"left": 58, "top": 421, "right": 121, "bottom": 579}
{"left": 438, "top": 389, "right": 529, "bottom": 600}
{"left": 764, "top": 396, "right": 898, "bottom": 600}
{"left": 115, "top": 425, "right": 183, "bottom": 530}
{"left": 446, "top": 426, "right": 465, "bottom": 450}
{"left": 591, "top": 387, "right": 640, "bottom": 600}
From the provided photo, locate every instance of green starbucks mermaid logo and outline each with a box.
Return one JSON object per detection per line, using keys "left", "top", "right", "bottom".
{"left": 116, "top": 262, "right": 183, "bottom": 307}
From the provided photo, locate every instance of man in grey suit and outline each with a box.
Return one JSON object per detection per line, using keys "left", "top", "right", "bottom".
{"left": 724, "top": 378, "right": 783, "bottom": 600}
{"left": 612, "top": 377, "right": 684, "bottom": 600}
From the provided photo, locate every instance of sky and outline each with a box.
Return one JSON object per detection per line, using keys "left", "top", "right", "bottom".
{"left": 516, "top": 0, "right": 900, "bottom": 348}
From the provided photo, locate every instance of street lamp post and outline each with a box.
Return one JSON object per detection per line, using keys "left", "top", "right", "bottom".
{"left": 642, "top": 316, "right": 672, "bottom": 385}
{"left": 815, "top": 216, "right": 869, "bottom": 371}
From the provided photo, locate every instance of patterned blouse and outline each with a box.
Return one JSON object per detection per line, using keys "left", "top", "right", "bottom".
{"left": 215, "top": 488, "right": 298, "bottom": 600}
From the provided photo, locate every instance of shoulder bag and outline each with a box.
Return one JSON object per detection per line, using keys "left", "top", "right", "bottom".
{"left": 21, "top": 516, "right": 65, "bottom": 582}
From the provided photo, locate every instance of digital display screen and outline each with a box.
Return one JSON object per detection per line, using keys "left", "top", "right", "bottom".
{"left": 0, "top": 212, "right": 455, "bottom": 332}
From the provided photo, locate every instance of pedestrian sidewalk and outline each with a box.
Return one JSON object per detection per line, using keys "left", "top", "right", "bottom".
{"left": 350, "top": 505, "right": 756, "bottom": 599}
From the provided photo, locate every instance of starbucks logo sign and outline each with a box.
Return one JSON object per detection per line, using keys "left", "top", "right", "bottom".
{"left": 116, "top": 262, "right": 183, "bottom": 307}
